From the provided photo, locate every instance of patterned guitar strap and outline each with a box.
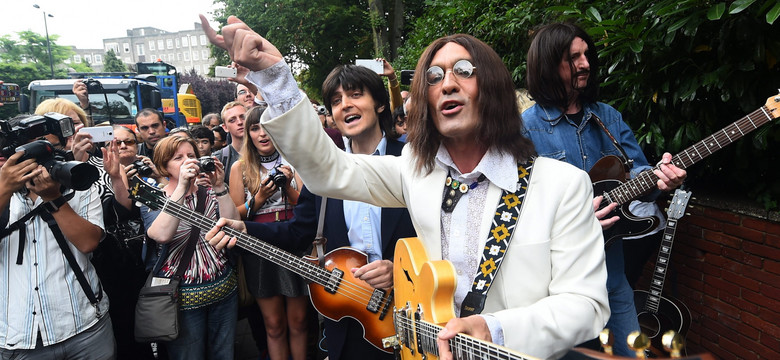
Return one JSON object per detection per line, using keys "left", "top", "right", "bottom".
{"left": 460, "top": 158, "right": 535, "bottom": 317}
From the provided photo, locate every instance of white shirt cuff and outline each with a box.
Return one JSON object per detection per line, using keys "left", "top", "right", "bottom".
{"left": 245, "top": 61, "right": 303, "bottom": 118}
{"left": 481, "top": 314, "right": 505, "bottom": 346}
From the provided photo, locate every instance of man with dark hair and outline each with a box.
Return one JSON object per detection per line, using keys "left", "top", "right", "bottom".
{"left": 204, "top": 17, "right": 609, "bottom": 359}
{"left": 522, "top": 22, "right": 686, "bottom": 357}
{"left": 134, "top": 108, "right": 167, "bottom": 159}
{"left": 191, "top": 125, "right": 216, "bottom": 156}
{"left": 212, "top": 126, "right": 227, "bottom": 151}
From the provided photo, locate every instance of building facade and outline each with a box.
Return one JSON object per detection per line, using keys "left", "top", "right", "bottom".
{"left": 101, "top": 22, "right": 214, "bottom": 75}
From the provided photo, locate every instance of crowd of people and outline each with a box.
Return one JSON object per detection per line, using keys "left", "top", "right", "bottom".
{"left": 0, "top": 13, "right": 687, "bottom": 360}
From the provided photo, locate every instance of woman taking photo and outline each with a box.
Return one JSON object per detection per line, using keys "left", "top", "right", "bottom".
{"left": 229, "top": 106, "right": 308, "bottom": 360}
{"left": 142, "top": 136, "right": 239, "bottom": 360}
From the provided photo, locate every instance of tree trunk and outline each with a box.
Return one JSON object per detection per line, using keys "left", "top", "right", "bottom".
{"left": 388, "top": 0, "right": 404, "bottom": 61}
{"left": 368, "top": 0, "right": 388, "bottom": 57}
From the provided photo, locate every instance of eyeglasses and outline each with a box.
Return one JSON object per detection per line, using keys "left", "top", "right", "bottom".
{"left": 425, "top": 59, "right": 477, "bottom": 86}
{"left": 116, "top": 139, "right": 137, "bottom": 146}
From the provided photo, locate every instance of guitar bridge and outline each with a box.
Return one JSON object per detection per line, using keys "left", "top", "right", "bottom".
{"left": 324, "top": 268, "right": 344, "bottom": 294}
{"left": 366, "top": 288, "right": 386, "bottom": 314}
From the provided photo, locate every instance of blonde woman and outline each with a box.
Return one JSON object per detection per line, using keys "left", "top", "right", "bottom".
{"left": 228, "top": 106, "right": 308, "bottom": 360}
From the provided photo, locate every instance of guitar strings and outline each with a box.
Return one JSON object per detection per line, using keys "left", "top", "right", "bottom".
{"left": 604, "top": 106, "right": 773, "bottom": 207}
{"left": 391, "top": 312, "right": 532, "bottom": 360}
{"left": 159, "top": 199, "right": 391, "bottom": 311}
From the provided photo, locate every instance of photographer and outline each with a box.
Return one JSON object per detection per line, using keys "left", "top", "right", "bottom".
{"left": 0, "top": 116, "right": 113, "bottom": 358}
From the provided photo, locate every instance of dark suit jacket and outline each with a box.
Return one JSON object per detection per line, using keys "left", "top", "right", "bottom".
{"left": 244, "top": 138, "right": 416, "bottom": 359}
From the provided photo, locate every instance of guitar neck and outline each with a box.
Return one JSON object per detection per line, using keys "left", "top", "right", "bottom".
{"left": 158, "top": 199, "right": 328, "bottom": 284}
{"left": 394, "top": 309, "right": 536, "bottom": 360}
{"left": 644, "top": 217, "right": 679, "bottom": 313}
{"left": 606, "top": 105, "right": 775, "bottom": 205}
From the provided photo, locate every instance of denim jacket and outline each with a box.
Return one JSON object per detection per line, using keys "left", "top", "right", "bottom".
{"left": 522, "top": 102, "right": 653, "bottom": 175}
{"left": 521, "top": 101, "right": 661, "bottom": 203}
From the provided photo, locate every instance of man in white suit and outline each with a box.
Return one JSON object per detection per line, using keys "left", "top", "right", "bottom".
{"left": 203, "top": 16, "right": 610, "bottom": 360}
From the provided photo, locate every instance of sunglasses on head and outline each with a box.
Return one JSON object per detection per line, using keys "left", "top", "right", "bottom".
{"left": 425, "top": 59, "right": 477, "bottom": 86}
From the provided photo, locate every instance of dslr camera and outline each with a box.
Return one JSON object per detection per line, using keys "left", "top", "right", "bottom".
{"left": 0, "top": 113, "right": 98, "bottom": 191}
{"left": 267, "top": 165, "right": 287, "bottom": 188}
{"left": 198, "top": 156, "right": 216, "bottom": 173}
{"left": 81, "top": 78, "right": 104, "bottom": 93}
{"left": 132, "top": 159, "right": 154, "bottom": 177}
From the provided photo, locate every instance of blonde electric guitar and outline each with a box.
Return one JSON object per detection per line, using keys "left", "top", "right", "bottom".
{"left": 384, "top": 237, "right": 540, "bottom": 360}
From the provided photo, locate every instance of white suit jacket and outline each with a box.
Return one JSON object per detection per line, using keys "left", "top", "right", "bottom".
{"left": 262, "top": 98, "right": 610, "bottom": 359}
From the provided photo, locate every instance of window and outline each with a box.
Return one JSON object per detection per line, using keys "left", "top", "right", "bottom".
{"left": 136, "top": 44, "right": 145, "bottom": 56}
{"left": 181, "top": 36, "right": 188, "bottom": 47}
{"left": 158, "top": 40, "right": 164, "bottom": 50}
{"left": 200, "top": 35, "right": 207, "bottom": 46}
{"left": 190, "top": 35, "right": 198, "bottom": 47}
{"left": 177, "top": 53, "right": 181, "bottom": 61}
{"left": 175, "top": 38, "right": 181, "bottom": 48}
{"left": 85, "top": 55, "right": 92, "bottom": 63}
{"left": 123, "top": 43, "right": 131, "bottom": 53}
{"left": 192, "top": 51, "right": 199, "bottom": 61}
{"left": 184, "top": 52, "right": 190, "bottom": 61}
{"left": 202, "top": 49, "right": 209, "bottom": 60}
{"left": 167, "top": 39, "right": 173, "bottom": 49}
{"left": 149, "top": 41, "right": 155, "bottom": 51}
{"left": 94, "top": 55, "right": 102, "bottom": 64}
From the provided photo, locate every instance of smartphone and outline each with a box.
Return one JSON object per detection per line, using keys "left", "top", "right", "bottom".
{"left": 0, "top": 83, "right": 21, "bottom": 104}
{"left": 400, "top": 70, "right": 415, "bottom": 86}
{"left": 355, "top": 59, "right": 384, "bottom": 74}
{"left": 215, "top": 66, "right": 237, "bottom": 78}
{"left": 79, "top": 126, "right": 114, "bottom": 142}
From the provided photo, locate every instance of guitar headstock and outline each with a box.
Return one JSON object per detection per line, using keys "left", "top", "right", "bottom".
{"left": 765, "top": 92, "right": 780, "bottom": 119}
{"left": 666, "top": 188, "right": 692, "bottom": 221}
{"left": 128, "top": 176, "right": 168, "bottom": 210}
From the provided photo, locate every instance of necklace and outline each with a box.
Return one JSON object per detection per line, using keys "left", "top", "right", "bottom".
{"left": 259, "top": 151, "right": 279, "bottom": 163}
{"left": 441, "top": 173, "right": 487, "bottom": 212}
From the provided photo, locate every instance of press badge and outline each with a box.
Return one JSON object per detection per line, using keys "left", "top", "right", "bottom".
{"left": 151, "top": 277, "right": 171, "bottom": 286}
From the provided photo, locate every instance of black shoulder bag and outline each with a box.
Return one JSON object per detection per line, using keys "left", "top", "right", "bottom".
{"left": 134, "top": 187, "right": 206, "bottom": 342}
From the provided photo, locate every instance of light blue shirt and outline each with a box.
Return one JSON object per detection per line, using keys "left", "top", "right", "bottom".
{"left": 343, "top": 136, "right": 387, "bottom": 262}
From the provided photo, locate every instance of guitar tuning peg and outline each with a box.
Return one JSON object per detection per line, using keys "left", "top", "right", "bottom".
{"left": 599, "top": 328, "right": 614, "bottom": 355}
{"left": 662, "top": 330, "right": 685, "bottom": 358}
{"left": 627, "top": 331, "right": 650, "bottom": 359}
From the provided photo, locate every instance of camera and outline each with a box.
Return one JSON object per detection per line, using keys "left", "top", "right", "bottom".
{"left": 132, "top": 159, "right": 154, "bottom": 177}
{"left": 316, "top": 105, "right": 328, "bottom": 116}
{"left": 81, "top": 78, "right": 104, "bottom": 93}
{"left": 13, "top": 140, "right": 98, "bottom": 191}
{"left": 0, "top": 112, "right": 75, "bottom": 154}
{"left": 1, "top": 113, "right": 98, "bottom": 191}
{"left": 267, "top": 165, "right": 287, "bottom": 188}
{"left": 199, "top": 156, "right": 216, "bottom": 173}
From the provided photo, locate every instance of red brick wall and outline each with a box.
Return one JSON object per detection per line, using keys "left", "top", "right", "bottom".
{"left": 639, "top": 199, "right": 780, "bottom": 359}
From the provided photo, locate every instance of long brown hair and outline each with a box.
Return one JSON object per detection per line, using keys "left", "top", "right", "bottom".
{"left": 239, "top": 106, "right": 270, "bottom": 195}
{"left": 406, "top": 34, "right": 535, "bottom": 174}
{"left": 526, "top": 22, "right": 600, "bottom": 110}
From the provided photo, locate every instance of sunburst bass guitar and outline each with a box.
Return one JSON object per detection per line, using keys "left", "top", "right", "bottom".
{"left": 129, "top": 178, "right": 394, "bottom": 352}
{"left": 591, "top": 93, "right": 780, "bottom": 247}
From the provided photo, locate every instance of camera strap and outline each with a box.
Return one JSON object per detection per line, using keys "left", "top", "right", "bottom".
{"left": 39, "top": 210, "right": 104, "bottom": 315}
{"left": 0, "top": 192, "right": 76, "bottom": 264}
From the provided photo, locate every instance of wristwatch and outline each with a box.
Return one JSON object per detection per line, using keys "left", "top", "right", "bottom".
{"left": 43, "top": 196, "right": 68, "bottom": 213}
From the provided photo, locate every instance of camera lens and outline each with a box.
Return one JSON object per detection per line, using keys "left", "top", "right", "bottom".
{"left": 199, "top": 156, "right": 216, "bottom": 173}
{"left": 132, "top": 159, "right": 154, "bottom": 177}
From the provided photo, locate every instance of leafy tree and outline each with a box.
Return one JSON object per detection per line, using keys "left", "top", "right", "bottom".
{"left": 180, "top": 69, "right": 238, "bottom": 115}
{"left": 103, "top": 50, "right": 127, "bottom": 72}
{"left": 211, "top": 0, "right": 424, "bottom": 99}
